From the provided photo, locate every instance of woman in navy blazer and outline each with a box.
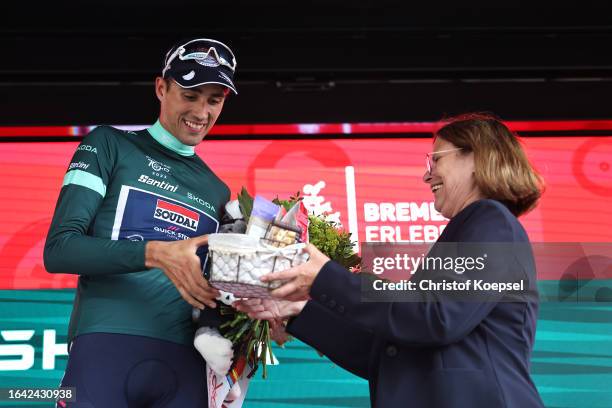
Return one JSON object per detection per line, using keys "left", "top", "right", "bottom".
{"left": 238, "top": 114, "right": 546, "bottom": 408}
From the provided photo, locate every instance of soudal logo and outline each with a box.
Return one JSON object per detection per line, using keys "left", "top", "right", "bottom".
{"left": 154, "top": 199, "right": 200, "bottom": 231}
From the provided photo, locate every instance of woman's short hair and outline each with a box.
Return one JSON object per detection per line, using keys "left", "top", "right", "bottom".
{"left": 435, "top": 113, "right": 544, "bottom": 216}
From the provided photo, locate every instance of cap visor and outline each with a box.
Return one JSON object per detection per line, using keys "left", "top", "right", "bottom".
{"left": 172, "top": 69, "right": 238, "bottom": 95}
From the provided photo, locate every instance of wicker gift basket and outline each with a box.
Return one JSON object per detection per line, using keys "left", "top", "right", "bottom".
{"left": 208, "top": 233, "right": 309, "bottom": 298}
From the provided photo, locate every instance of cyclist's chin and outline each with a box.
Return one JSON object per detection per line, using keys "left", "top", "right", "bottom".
{"left": 176, "top": 128, "right": 207, "bottom": 146}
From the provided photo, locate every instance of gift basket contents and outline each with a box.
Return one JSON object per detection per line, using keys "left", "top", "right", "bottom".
{"left": 197, "top": 188, "right": 361, "bottom": 392}
{"left": 208, "top": 193, "right": 310, "bottom": 298}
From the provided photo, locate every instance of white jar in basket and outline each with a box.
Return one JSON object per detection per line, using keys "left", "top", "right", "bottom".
{"left": 208, "top": 233, "right": 309, "bottom": 298}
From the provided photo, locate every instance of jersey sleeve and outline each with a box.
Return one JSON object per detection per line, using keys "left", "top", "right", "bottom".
{"left": 44, "top": 126, "right": 147, "bottom": 276}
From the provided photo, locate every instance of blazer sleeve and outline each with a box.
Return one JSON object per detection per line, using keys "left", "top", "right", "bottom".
{"left": 287, "top": 299, "right": 374, "bottom": 379}
{"left": 308, "top": 201, "right": 523, "bottom": 347}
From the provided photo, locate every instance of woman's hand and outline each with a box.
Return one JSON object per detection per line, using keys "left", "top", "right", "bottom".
{"left": 269, "top": 319, "right": 290, "bottom": 346}
{"left": 260, "top": 244, "right": 330, "bottom": 301}
{"left": 234, "top": 298, "right": 306, "bottom": 321}
{"left": 235, "top": 298, "right": 306, "bottom": 346}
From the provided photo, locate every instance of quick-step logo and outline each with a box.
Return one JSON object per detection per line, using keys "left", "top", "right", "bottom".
{"left": 154, "top": 199, "right": 200, "bottom": 231}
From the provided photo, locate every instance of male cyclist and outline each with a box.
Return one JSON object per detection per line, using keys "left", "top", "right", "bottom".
{"left": 45, "top": 37, "right": 238, "bottom": 407}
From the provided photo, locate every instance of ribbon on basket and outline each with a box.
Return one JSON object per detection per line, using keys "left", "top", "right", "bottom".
{"left": 258, "top": 242, "right": 306, "bottom": 261}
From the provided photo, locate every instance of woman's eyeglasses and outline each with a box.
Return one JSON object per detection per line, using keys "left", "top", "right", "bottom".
{"left": 425, "top": 148, "right": 463, "bottom": 174}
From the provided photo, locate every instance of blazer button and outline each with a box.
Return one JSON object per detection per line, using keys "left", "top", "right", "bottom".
{"left": 386, "top": 345, "right": 398, "bottom": 357}
{"left": 327, "top": 299, "right": 337, "bottom": 308}
{"left": 337, "top": 305, "right": 345, "bottom": 314}
{"left": 320, "top": 294, "right": 328, "bottom": 302}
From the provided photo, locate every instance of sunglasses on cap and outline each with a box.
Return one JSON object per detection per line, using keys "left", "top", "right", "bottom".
{"left": 162, "top": 38, "right": 237, "bottom": 76}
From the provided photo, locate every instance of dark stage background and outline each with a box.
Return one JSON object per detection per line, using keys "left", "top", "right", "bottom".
{"left": 2, "top": 0, "right": 612, "bottom": 125}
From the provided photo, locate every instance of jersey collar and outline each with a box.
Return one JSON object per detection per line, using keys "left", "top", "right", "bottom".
{"left": 147, "top": 120, "right": 195, "bottom": 157}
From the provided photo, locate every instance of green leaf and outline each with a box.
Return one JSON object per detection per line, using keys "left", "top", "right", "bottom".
{"left": 237, "top": 187, "right": 254, "bottom": 222}
{"left": 307, "top": 215, "right": 361, "bottom": 269}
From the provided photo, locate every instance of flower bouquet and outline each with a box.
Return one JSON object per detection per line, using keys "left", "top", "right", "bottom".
{"left": 197, "top": 188, "right": 360, "bottom": 407}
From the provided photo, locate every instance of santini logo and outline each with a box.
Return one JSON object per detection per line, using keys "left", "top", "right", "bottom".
{"left": 68, "top": 161, "right": 90, "bottom": 170}
{"left": 154, "top": 199, "right": 200, "bottom": 231}
{"left": 138, "top": 175, "right": 178, "bottom": 192}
